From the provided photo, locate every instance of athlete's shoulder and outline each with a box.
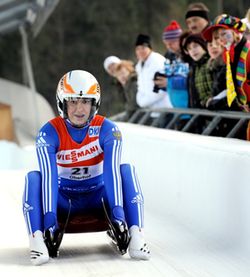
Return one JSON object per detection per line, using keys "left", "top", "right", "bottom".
{"left": 39, "top": 120, "right": 57, "bottom": 134}
{"left": 36, "top": 118, "right": 60, "bottom": 148}
{"left": 92, "top": 114, "right": 105, "bottom": 125}
{"left": 99, "top": 117, "right": 122, "bottom": 143}
{"left": 49, "top": 116, "right": 65, "bottom": 129}
{"left": 90, "top": 114, "right": 116, "bottom": 131}
{"left": 102, "top": 117, "right": 119, "bottom": 131}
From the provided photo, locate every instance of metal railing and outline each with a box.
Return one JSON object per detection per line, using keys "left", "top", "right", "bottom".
{"left": 110, "top": 108, "right": 250, "bottom": 140}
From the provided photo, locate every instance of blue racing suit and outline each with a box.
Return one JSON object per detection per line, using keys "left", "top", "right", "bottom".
{"left": 23, "top": 115, "right": 144, "bottom": 234}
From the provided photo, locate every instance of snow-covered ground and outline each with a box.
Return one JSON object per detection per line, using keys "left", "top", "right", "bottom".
{"left": 1, "top": 123, "right": 250, "bottom": 276}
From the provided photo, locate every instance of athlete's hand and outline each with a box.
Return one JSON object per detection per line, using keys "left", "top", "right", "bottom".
{"left": 44, "top": 226, "right": 62, "bottom": 258}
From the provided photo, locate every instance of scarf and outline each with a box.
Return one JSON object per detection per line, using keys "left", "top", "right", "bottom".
{"left": 225, "top": 47, "right": 237, "bottom": 107}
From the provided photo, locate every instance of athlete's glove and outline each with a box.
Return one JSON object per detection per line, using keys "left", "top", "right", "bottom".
{"left": 109, "top": 219, "right": 130, "bottom": 254}
{"left": 44, "top": 226, "right": 63, "bottom": 258}
{"left": 102, "top": 201, "right": 130, "bottom": 254}
{"left": 110, "top": 209, "right": 130, "bottom": 254}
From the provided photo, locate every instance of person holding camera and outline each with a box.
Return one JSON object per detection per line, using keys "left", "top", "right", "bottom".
{"left": 134, "top": 34, "right": 172, "bottom": 114}
{"left": 158, "top": 20, "right": 189, "bottom": 109}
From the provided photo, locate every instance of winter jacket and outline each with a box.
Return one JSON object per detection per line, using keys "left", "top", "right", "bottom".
{"left": 188, "top": 53, "right": 212, "bottom": 108}
{"left": 122, "top": 73, "right": 139, "bottom": 120}
{"left": 135, "top": 51, "right": 172, "bottom": 109}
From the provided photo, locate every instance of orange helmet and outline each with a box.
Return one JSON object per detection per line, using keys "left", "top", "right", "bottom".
{"left": 56, "top": 70, "right": 101, "bottom": 119}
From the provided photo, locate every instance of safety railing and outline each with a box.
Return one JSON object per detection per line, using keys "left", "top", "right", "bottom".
{"left": 110, "top": 108, "right": 250, "bottom": 140}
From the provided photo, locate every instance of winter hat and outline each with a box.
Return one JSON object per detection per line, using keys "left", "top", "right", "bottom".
{"left": 135, "top": 34, "right": 152, "bottom": 48}
{"left": 162, "top": 20, "right": 182, "bottom": 41}
{"left": 183, "top": 33, "right": 207, "bottom": 52}
{"left": 103, "top": 56, "right": 121, "bottom": 72}
{"left": 202, "top": 14, "right": 247, "bottom": 41}
{"left": 185, "top": 9, "right": 209, "bottom": 21}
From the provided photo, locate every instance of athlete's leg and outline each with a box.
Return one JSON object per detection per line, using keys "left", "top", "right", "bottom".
{"left": 22, "top": 170, "right": 49, "bottom": 265}
{"left": 120, "top": 163, "right": 150, "bottom": 260}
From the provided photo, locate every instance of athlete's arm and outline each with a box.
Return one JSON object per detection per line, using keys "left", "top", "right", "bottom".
{"left": 99, "top": 119, "right": 125, "bottom": 222}
{"left": 36, "top": 122, "right": 59, "bottom": 230}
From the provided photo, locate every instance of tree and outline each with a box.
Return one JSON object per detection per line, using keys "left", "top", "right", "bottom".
{"left": 0, "top": 0, "right": 249, "bottom": 115}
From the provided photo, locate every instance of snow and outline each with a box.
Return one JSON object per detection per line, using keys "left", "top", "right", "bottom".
{"left": 0, "top": 140, "right": 38, "bottom": 170}
{"left": 1, "top": 123, "right": 250, "bottom": 276}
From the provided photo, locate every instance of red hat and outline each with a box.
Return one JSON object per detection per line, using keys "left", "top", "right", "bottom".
{"left": 162, "top": 20, "right": 182, "bottom": 41}
{"left": 202, "top": 14, "right": 246, "bottom": 41}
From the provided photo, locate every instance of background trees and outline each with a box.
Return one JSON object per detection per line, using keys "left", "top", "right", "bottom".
{"left": 0, "top": 0, "right": 249, "bottom": 115}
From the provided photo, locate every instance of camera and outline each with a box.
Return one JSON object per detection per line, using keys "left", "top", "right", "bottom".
{"left": 153, "top": 72, "right": 166, "bottom": 93}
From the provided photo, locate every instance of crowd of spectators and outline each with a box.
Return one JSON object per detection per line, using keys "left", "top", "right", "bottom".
{"left": 103, "top": 3, "right": 250, "bottom": 139}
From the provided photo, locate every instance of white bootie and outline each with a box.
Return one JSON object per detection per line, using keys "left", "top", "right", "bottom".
{"left": 128, "top": 225, "right": 150, "bottom": 260}
{"left": 29, "top": 230, "right": 49, "bottom": 266}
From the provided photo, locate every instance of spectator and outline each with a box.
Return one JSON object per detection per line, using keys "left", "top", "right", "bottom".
{"left": 155, "top": 20, "right": 183, "bottom": 91}
{"left": 204, "top": 29, "right": 228, "bottom": 110}
{"left": 160, "top": 20, "right": 189, "bottom": 109}
{"left": 202, "top": 14, "right": 250, "bottom": 111}
{"left": 103, "top": 55, "right": 121, "bottom": 77}
{"left": 162, "top": 20, "right": 183, "bottom": 62}
{"left": 103, "top": 55, "right": 124, "bottom": 115}
{"left": 134, "top": 33, "right": 172, "bottom": 111}
{"left": 185, "top": 2, "right": 210, "bottom": 34}
{"left": 183, "top": 34, "right": 212, "bottom": 108}
{"left": 114, "top": 60, "right": 139, "bottom": 120}
{"left": 180, "top": 30, "right": 193, "bottom": 64}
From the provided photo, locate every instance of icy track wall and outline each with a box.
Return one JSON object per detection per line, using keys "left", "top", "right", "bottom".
{"left": 118, "top": 122, "right": 250, "bottom": 255}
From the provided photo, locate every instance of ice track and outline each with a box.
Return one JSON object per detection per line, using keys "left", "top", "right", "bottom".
{"left": 1, "top": 170, "right": 250, "bottom": 277}
{"left": 1, "top": 122, "right": 250, "bottom": 276}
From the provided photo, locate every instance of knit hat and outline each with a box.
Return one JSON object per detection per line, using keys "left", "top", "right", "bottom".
{"left": 135, "top": 34, "right": 152, "bottom": 48}
{"left": 103, "top": 56, "right": 121, "bottom": 72}
{"left": 162, "top": 20, "right": 182, "bottom": 41}
{"left": 202, "top": 14, "right": 247, "bottom": 41}
{"left": 183, "top": 34, "right": 207, "bottom": 52}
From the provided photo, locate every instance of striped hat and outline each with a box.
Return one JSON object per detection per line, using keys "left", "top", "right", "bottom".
{"left": 162, "top": 20, "right": 182, "bottom": 41}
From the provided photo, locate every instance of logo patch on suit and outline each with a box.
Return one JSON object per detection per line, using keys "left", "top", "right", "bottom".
{"left": 112, "top": 127, "right": 122, "bottom": 140}
{"left": 89, "top": 126, "right": 100, "bottom": 137}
